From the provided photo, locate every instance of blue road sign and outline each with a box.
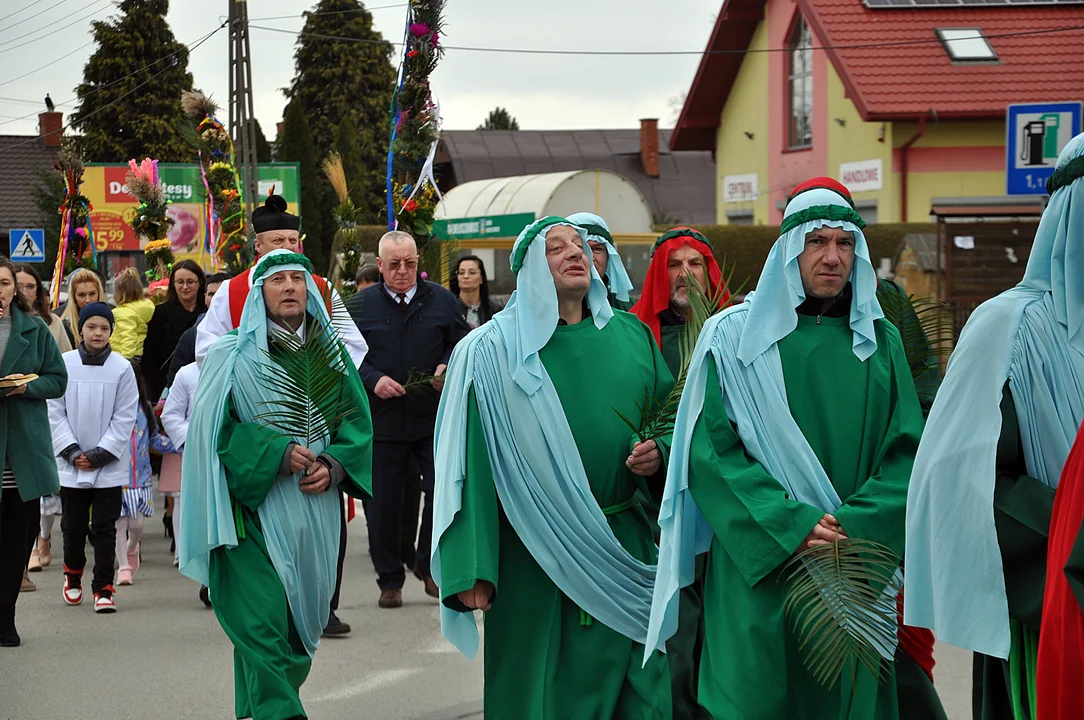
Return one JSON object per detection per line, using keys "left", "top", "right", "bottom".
{"left": 1006, "top": 102, "right": 1083, "bottom": 195}
{"left": 8, "top": 229, "right": 45, "bottom": 263}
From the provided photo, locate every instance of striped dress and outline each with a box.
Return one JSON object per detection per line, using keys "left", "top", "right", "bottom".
{"left": 122, "top": 409, "right": 176, "bottom": 518}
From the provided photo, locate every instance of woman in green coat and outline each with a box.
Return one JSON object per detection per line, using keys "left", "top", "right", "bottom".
{"left": 0, "top": 256, "right": 67, "bottom": 647}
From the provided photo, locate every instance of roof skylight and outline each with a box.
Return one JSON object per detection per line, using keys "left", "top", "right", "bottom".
{"left": 936, "top": 28, "right": 998, "bottom": 61}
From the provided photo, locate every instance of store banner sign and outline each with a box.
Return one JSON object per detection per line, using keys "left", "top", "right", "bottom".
{"left": 839, "top": 159, "right": 883, "bottom": 193}
{"left": 432, "top": 213, "right": 537, "bottom": 240}
{"left": 82, "top": 163, "right": 300, "bottom": 258}
{"left": 723, "top": 174, "right": 759, "bottom": 203}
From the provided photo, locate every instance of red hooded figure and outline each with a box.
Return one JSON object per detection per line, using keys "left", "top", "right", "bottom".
{"left": 631, "top": 227, "right": 728, "bottom": 349}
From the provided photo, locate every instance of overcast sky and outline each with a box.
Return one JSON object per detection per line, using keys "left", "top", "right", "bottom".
{"left": 0, "top": 0, "right": 717, "bottom": 139}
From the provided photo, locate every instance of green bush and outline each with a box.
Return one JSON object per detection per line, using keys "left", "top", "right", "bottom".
{"left": 685, "top": 223, "right": 936, "bottom": 290}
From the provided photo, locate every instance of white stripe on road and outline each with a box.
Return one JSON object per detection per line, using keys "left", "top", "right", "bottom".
{"left": 306, "top": 668, "right": 423, "bottom": 702}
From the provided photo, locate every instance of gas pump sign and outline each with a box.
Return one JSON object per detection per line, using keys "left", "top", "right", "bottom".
{"left": 1006, "top": 102, "right": 1082, "bottom": 195}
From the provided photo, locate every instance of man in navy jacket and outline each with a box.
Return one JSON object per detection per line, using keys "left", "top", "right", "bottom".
{"left": 345, "top": 231, "right": 470, "bottom": 608}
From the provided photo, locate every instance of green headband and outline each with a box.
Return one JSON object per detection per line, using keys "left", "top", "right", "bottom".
{"left": 510, "top": 216, "right": 571, "bottom": 274}
{"left": 254, "top": 252, "right": 313, "bottom": 279}
{"left": 650, "top": 228, "right": 714, "bottom": 258}
{"left": 1047, "top": 155, "right": 1084, "bottom": 196}
{"left": 579, "top": 223, "right": 614, "bottom": 245}
{"left": 779, "top": 205, "right": 867, "bottom": 235}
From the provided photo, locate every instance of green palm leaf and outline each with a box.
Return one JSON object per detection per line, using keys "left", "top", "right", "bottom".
{"left": 622, "top": 262, "right": 747, "bottom": 442}
{"left": 876, "top": 282, "right": 953, "bottom": 405}
{"left": 251, "top": 314, "right": 358, "bottom": 448}
{"left": 781, "top": 537, "right": 902, "bottom": 688}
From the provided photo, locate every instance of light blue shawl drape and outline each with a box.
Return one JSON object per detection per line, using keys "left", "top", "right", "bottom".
{"left": 432, "top": 217, "right": 661, "bottom": 659}
{"left": 904, "top": 133, "right": 1084, "bottom": 658}
{"left": 646, "top": 188, "right": 886, "bottom": 660}
{"left": 178, "top": 250, "right": 348, "bottom": 656}
{"left": 567, "top": 212, "right": 635, "bottom": 302}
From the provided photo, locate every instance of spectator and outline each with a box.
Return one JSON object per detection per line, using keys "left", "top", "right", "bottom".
{"left": 345, "top": 231, "right": 470, "bottom": 608}
{"left": 355, "top": 264, "right": 380, "bottom": 290}
{"left": 449, "top": 255, "right": 504, "bottom": 329}
{"left": 164, "top": 272, "right": 230, "bottom": 388}
{"left": 0, "top": 255, "right": 68, "bottom": 645}
{"left": 57, "top": 269, "right": 105, "bottom": 348}
{"left": 15, "top": 264, "right": 71, "bottom": 581}
{"left": 141, "top": 260, "right": 207, "bottom": 402}
{"left": 110, "top": 268, "right": 155, "bottom": 360}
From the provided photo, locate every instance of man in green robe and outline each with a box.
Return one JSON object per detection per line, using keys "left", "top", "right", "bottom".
{"left": 179, "top": 250, "right": 373, "bottom": 720}
{"left": 432, "top": 216, "right": 675, "bottom": 719}
{"left": 648, "top": 178, "right": 945, "bottom": 719}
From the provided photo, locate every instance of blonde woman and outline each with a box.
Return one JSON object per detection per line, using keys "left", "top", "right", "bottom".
{"left": 110, "top": 268, "right": 154, "bottom": 359}
{"left": 58, "top": 269, "right": 105, "bottom": 348}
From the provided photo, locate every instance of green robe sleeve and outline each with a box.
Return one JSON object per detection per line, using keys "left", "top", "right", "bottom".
{"left": 688, "top": 361, "right": 824, "bottom": 588}
{"left": 320, "top": 373, "right": 374, "bottom": 501}
{"left": 832, "top": 329, "right": 925, "bottom": 558}
{"left": 993, "top": 384, "right": 1055, "bottom": 631}
{"left": 439, "top": 386, "right": 501, "bottom": 612}
{"left": 217, "top": 394, "right": 294, "bottom": 511}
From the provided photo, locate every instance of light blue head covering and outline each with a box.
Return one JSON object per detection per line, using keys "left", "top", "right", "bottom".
{"left": 497, "top": 216, "right": 614, "bottom": 395}
{"left": 905, "top": 132, "right": 1084, "bottom": 658}
{"left": 432, "top": 216, "right": 661, "bottom": 659}
{"left": 567, "top": 211, "right": 635, "bottom": 302}
{"left": 738, "top": 186, "right": 882, "bottom": 363}
{"left": 178, "top": 248, "right": 350, "bottom": 657}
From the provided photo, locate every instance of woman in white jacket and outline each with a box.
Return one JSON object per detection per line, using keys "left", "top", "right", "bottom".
{"left": 48, "top": 304, "right": 138, "bottom": 613}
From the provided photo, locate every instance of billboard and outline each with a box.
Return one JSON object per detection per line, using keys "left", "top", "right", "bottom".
{"left": 82, "top": 163, "right": 301, "bottom": 260}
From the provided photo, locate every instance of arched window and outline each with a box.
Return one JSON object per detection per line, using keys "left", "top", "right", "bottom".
{"left": 788, "top": 17, "right": 813, "bottom": 149}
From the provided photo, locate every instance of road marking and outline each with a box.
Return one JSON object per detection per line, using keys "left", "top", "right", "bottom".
{"left": 306, "top": 668, "right": 422, "bottom": 703}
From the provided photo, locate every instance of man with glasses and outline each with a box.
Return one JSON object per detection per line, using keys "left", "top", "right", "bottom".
{"left": 345, "top": 231, "right": 470, "bottom": 608}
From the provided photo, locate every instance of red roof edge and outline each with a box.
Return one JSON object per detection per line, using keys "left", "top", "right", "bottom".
{"left": 795, "top": 0, "right": 873, "bottom": 121}
{"left": 670, "top": 0, "right": 767, "bottom": 152}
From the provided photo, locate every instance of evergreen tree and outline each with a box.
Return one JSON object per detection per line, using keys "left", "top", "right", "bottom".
{"left": 286, "top": 0, "right": 395, "bottom": 225}
{"left": 277, "top": 99, "right": 328, "bottom": 274}
{"left": 31, "top": 168, "right": 65, "bottom": 278}
{"left": 71, "top": 0, "right": 193, "bottom": 162}
{"left": 334, "top": 116, "right": 367, "bottom": 211}
{"left": 477, "top": 107, "right": 520, "bottom": 131}
{"left": 254, "top": 119, "right": 272, "bottom": 163}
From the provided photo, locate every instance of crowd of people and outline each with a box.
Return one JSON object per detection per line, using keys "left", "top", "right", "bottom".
{"left": 1, "top": 132, "right": 1083, "bottom": 720}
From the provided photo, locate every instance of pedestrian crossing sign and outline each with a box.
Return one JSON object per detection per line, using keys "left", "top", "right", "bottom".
{"left": 9, "top": 229, "right": 45, "bottom": 263}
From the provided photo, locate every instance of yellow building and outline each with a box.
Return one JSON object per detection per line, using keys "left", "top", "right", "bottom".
{"left": 672, "top": 0, "right": 1084, "bottom": 224}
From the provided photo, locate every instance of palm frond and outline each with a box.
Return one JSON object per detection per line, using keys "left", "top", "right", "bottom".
{"left": 250, "top": 315, "right": 357, "bottom": 448}
{"left": 630, "top": 259, "right": 748, "bottom": 441}
{"left": 401, "top": 368, "right": 439, "bottom": 393}
{"left": 876, "top": 284, "right": 953, "bottom": 404}
{"left": 781, "top": 537, "right": 902, "bottom": 688}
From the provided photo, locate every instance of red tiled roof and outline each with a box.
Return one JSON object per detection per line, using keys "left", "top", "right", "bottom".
{"left": 806, "top": 0, "right": 1084, "bottom": 120}
{"left": 671, "top": 0, "right": 1084, "bottom": 150}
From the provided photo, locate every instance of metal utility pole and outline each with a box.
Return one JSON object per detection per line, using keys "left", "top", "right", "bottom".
{"left": 228, "top": 0, "right": 259, "bottom": 219}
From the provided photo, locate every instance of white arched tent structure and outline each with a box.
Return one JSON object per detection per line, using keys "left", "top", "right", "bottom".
{"left": 434, "top": 169, "right": 654, "bottom": 236}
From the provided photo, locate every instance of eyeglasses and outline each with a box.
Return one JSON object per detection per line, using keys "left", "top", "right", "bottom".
{"left": 386, "top": 260, "right": 418, "bottom": 272}
{"left": 174, "top": 279, "right": 200, "bottom": 288}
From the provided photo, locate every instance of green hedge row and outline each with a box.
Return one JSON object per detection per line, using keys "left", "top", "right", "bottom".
{"left": 680, "top": 223, "right": 937, "bottom": 289}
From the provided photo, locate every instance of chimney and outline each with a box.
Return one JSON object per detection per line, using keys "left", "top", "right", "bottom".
{"left": 38, "top": 111, "right": 63, "bottom": 147}
{"left": 276, "top": 121, "right": 285, "bottom": 138}
{"left": 640, "top": 118, "right": 660, "bottom": 178}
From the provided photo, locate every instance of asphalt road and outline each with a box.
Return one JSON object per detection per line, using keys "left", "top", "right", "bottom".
{"left": 4, "top": 513, "right": 974, "bottom": 720}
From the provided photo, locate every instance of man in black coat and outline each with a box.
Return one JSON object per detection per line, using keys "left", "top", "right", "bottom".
{"left": 345, "top": 231, "right": 470, "bottom": 608}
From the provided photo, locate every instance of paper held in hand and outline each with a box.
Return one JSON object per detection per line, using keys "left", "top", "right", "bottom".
{"left": 0, "top": 373, "right": 38, "bottom": 388}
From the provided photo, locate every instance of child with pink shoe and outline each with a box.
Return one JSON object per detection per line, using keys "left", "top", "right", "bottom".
{"left": 115, "top": 361, "right": 175, "bottom": 586}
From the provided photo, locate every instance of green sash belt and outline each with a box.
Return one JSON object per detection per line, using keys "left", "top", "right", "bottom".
{"left": 580, "top": 497, "right": 637, "bottom": 626}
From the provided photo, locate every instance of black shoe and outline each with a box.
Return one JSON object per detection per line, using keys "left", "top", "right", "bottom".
{"left": 0, "top": 627, "right": 19, "bottom": 647}
{"left": 323, "top": 611, "right": 351, "bottom": 637}
{"left": 199, "top": 585, "right": 212, "bottom": 609}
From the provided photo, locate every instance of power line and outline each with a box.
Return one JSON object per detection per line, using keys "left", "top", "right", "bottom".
{"left": 0, "top": 0, "right": 110, "bottom": 55}
{"left": 0, "top": 0, "right": 46, "bottom": 25}
{"left": 0, "top": 95, "right": 47, "bottom": 105}
{"left": 247, "top": 3, "right": 408, "bottom": 22}
{"left": 249, "top": 22, "right": 1084, "bottom": 56}
{"left": 0, "top": 22, "right": 225, "bottom": 132}
{"left": 0, "top": 39, "right": 95, "bottom": 88}
{"left": 0, "top": 0, "right": 75, "bottom": 34}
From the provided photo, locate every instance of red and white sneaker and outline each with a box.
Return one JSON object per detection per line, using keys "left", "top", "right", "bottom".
{"left": 62, "top": 572, "right": 83, "bottom": 606}
{"left": 94, "top": 588, "right": 116, "bottom": 614}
